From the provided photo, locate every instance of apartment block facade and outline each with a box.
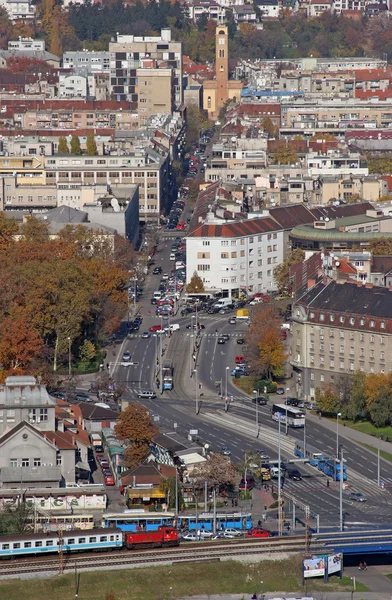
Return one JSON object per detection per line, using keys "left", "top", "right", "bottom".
{"left": 109, "top": 30, "right": 183, "bottom": 108}
{"left": 290, "top": 280, "right": 392, "bottom": 400}
{"left": 186, "top": 217, "right": 285, "bottom": 296}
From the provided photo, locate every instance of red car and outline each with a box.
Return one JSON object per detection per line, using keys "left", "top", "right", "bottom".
{"left": 235, "top": 355, "right": 246, "bottom": 364}
{"left": 176, "top": 223, "right": 185, "bottom": 230}
{"left": 105, "top": 475, "right": 115, "bottom": 486}
{"left": 245, "top": 529, "right": 270, "bottom": 538}
{"left": 149, "top": 324, "right": 163, "bottom": 332}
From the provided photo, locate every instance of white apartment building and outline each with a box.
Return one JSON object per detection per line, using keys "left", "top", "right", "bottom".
{"left": 59, "top": 74, "right": 88, "bottom": 99}
{"left": 186, "top": 217, "right": 285, "bottom": 297}
{"left": 306, "top": 151, "right": 368, "bottom": 178}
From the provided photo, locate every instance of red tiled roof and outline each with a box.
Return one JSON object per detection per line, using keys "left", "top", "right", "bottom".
{"left": 345, "top": 130, "right": 392, "bottom": 140}
{"left": 228, "top": 104, "right": 281, "bottom": 117}
{"left": 381, "top": 175, "right": 392, "bottom": 191}
{"left": 354, "top": 67, "right": 392, "bottom": 82}
{"left": 336, "top": 259, "right": 357, "bottom": 274}
{"left": 0, "top": 99, "right": 130, "bottom": 111}
{"left": 355, "top": 90, "right": 392, "bottom": 100}
{"left": 188, "top": 216, "right": 281, "bottom": 238}
{"left": 0, "top": 128, "right": 114, "bottom": 137}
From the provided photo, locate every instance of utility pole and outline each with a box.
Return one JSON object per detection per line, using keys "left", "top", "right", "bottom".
{"left": 58, "top": 528, "right": 64, "bottom": 574}
{"left": 195, "top": 368, "right": 199, "bottom": 414}
{"left": 339, "top": 446, "right": 344, "bottom": 532}
{"left": 175, "top": 469, "right": 179, "bottom": 520}
{"left": 278, "top": 416, "right": 283, "bottom": 536}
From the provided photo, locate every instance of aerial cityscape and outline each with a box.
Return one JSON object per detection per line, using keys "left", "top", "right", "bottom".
{"left": 2, "top": 1, "right": 392, "bottom": 599}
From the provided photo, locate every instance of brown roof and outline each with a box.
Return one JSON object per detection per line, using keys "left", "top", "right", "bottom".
{"left": 371, "top": 256, "right": 392, "bottom": 274}
{"left": 120, "top": 462, "right": 176, "bottom": 486}
{"left": 188, "top": 216, "right": 280, "bottom": 238}
{"left": 44, "top": 430, "right": 77, "bottom": 450}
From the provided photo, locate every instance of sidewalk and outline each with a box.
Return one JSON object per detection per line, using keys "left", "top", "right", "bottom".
{"left": 307, "top": 412, "right": 392, "bottom": 454}
{"left": 179, "top": 593, "right": 391, "bottom": 600}
{"left": 345, "top": 565, "right": 392, "bottom": 594}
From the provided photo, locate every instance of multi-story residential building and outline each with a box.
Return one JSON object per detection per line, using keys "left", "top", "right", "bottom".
{"left": 0, "top": 0, "right": 35, "bottom": 20}
{"left": 206, "top": 138, "right": 267, "bottom": 182}
{"left": 332, "top": 0, "right": 365, "bottom": 13}
{"left": 186, "top": 0, "right": 226, "bottom": 22}
{"left": 62, "top": 51, "right": 110, "bottom": 76}
{"left": 306, "top": 151, "right": 368, "bottom": 177}
{"left": 136, "top": 68, "right": 175, "bottom": 123}
{"left": 290, "top": 280, "right": 392, "bottom": 399}
{"left": 314, "top": 174, "right": 387, "bottom": 204}
{"left": 0, "top": 151, "right": 169, "bottom": 220}
{"left": 0, "top": 100, "right": 136, "bottom": 131}
{"left": 109, "top": 30, "right": 183, "bottom": 108}
{"left": 8, "top": 37, "right": 45, "bottom": 51}
{"left": 59, "top": 74, "right": 88, "bottom": 99}
{"left": 186, "top": 185, "right": 285, "bottom": 295}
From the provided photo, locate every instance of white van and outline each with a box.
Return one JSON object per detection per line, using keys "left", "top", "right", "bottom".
{"left": 170, "top": 253, "right": 176, "bottom": 261}
{"left": 214, "top": 298, "right": 232, "bottom": 309}
{"left": 168, "top": 323, "right": 180, "bottom": 332}
{"left": 153, "top": 291, "right": 164, "bottom": 300}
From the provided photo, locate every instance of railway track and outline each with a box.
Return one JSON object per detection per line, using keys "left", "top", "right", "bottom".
{"left": 0, "top": 535, "right": 312, "bottom": 578}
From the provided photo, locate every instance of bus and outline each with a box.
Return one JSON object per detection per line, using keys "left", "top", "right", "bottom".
{"left": 103, "top": 511, "right": 175, "bottom": 532}
{"left": 272, "top": 404, "right": 305, "bottom": 428}
{"left": 179, "top": 512, "right": 252, "bottom": 533}
{"left": 32, "top": 514, "right": 95, "bottom": 532}
{"left": 294, "top": 442, "right": 325, "bottom": 467}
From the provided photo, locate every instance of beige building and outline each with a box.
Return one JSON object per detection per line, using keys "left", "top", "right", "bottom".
{"left": 137, "top": 68, "right": 174, "bottom": 123}
{"left": 314, "top": 174, "right": 387, "bottom": 204}
{"left": 290, "top": 279, "right": 392, "bottom": 399}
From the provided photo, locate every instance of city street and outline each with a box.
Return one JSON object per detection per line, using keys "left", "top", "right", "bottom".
{"left": 108, "top": 231, "right": 392, "bottom": 529}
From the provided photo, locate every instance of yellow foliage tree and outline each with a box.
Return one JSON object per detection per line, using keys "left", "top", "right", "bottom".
{"left": 364, "top": 373, "right": 391, "bottom": 410}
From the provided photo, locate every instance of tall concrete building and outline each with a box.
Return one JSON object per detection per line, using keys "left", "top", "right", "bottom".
{"left": 203, "top": 26, "right": 243, "bottom": 119}
{"left": 109, "top": 29, "right": 183, "bottom": 110}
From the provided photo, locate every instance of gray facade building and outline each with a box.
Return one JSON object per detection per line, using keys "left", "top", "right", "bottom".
{"left": 62, "top": 51, "right": 110, "bottom": 77}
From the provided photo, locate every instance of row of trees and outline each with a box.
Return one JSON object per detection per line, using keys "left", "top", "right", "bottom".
{"left": 0, "top": 215, "right": 137, "bottom": 380}
{"left": 58, "top": 134, "right": 97, "bottom": 156}
{"left": 316, "top": 371, "right": 392, "bottom": 427}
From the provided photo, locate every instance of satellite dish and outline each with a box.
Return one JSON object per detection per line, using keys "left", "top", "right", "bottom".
{"left": 335, "top": 261, "right": 340, "bottom": 267}
{"left": 325, "top": 217, "right": 330, "bottom": 222}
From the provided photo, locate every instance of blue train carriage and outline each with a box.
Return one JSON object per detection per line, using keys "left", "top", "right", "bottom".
{"left": 294, "top": 442, "right": 325, "bottom": 467}
{"left": 61, "top": 528, "right": 123, "bottom": 553}
{"left": 179, "top": 512, "right": 252, "bottom": 532}
{"left": 103, "top": 512, "right": 176, "bottom": 532}
{"left": 0, "top": 528, "right": 123, "bottom": 559}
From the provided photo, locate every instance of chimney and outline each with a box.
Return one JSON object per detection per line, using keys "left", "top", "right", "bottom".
{"left": 307, "top": 278, "right": 316, "bottom": 288}
{"left": 133, "top": 475, "right": 136, "bottom": 487}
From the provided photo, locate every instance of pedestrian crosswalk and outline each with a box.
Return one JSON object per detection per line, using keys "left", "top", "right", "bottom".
{"left": 125, "top": 331, "right": 244, "bottom": 339}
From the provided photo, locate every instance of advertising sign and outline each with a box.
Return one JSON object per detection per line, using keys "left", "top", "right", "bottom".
{"left": 303, "top": 556, "right": 326, "bottom": 578}
{"left": 328, "top": 553, "right": 342, "bottom": 575}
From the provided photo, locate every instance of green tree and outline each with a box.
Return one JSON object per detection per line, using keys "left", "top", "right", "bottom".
{"left": 58, "top": 136, "right": 69, "bottom": 154}
{"left": 186, "top": 271, "right": 205, "bottom": 293}
{"left": 0, "top": 212, "right": 18, "bottom": 250}
{"left": 159, "top": 475, "right": 183, "bottom": 509}
{"left": 86, "top": 132, "right": 97, "bottom": 156}
{"left": 261, "top": 117, "right": 276, "bottom": 137}
{"left": 315, "top": 384, "right": 340, "bottom": 414}
{"left": 192, "top": 452, "right": 237, "bottom": 486}
{"left": 273, "top": 249, "right": 305, "bottom": 296}
{"left": 70, "top": 135, "right": 82, "bottom": 155}
{"left": 342, "top": 370, "right": 367, "bottom": 422}
{"left": 78, "top": 339, "right": 96, "bottom": 362}
{"left": 0, "top": 502, "right": 33, "bottom": 535}
{"left": 186, "top": 106, "right": 210, "bottom": 149}
{"left": 19, "top": 216, "right": 50, "bottom": 243}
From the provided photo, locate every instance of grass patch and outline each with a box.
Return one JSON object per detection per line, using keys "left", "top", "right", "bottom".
{"left": 360, "top": 442, "right": 392, "bottom": 463}
{"left": 338, "top": 576, "right": 368, "bottom": 592}
{"left": 0, "top": 558, "right": 364, "bottom": 600}
{"left": 233, "top": 377, "right": 255, "bottom": 395}
{"left": 344, "top": 420, "right": 392, "bottom": 440}
{"left": 387, "top": 574, "right": 392, "bottom": 581}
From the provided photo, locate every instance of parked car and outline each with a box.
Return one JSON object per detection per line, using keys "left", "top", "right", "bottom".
{"left": 228, "top": 317, "right": 236, "bottom": 324}
{"left": 223, "top": 528, "right": 243, "bottom": 537}
{"left": 180, "top": 532, "right": 199, "bottom": 542}
{"left": 152, "top": 266, "right": 162, "bottom": 275}
{"left": 276, "top": 387, "right": 285, "bottom": 395}
{"left": 235, "top": 355, "right": 246, "bottom": 364}
{"left": 75, "top": 392, "right": 94, "bottom": 403}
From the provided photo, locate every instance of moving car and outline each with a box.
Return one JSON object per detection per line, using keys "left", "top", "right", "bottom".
{"left": 276, "top": 387, "right": 285, "bottom": 395}
{"left": 152, "top": 266, "right": 162, "bottom": 275}
{"left": 349, "top": 491, "right": 367, "bottom": 502}
{"left": 149, "top": 325, "right": 163, "bottom": 332}
{"left": 141, "top": 331, "right": 151, "bottom": 339}
{"left": 287, "top": 469, "right": 302, "bottom": 481}
{"left": 236, "top": 338, "right": 245, "bottom": 345}
{"left": 217, "top": 337, "right": 226, "bottom": 344}
{"left": 245, "top": 529, "right": 270, "bottom": 538}
{"left": 252, "top": 397, "right": 267, "bottom": 405}
{"left": 137, "top": 390, "right": 157, "bottom": 399}
{"left": 220, "top": 446, "right": 231, "bottom": 456}
{"left": 228, "top": 317, "right": 236, "bottom": 324}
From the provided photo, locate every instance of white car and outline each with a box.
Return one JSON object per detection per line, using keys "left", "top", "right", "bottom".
{"left": 197, "top": 529, "right": 213, "bottom": 539}
{"left": 223, "top": 528, "right": 243, "bottom": 538}
{"left": 122, "top": 351, "right": 131, "bottom": 362}
{"left": 137, "top": 390, "right": 157, "bottom": 399}
{"left": 181, "top": 532, "right": 199, "bottom": 541}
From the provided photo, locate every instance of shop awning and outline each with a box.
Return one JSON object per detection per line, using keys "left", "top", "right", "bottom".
{"left": 127, "top": 488, "right": 165, "bottom": 499}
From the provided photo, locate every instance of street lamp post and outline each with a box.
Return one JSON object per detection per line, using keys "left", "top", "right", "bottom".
{"left": 225, "top": 366, "right": 229, "bottom": 406}
{"left": 67, "top": 337, "right": 71, "bottom": 378}
{"left": 194, "top": 368, "right": 198, "bottom": 414}
{"left": 253, "top": 389, "right": 259, "bottom": 438}
{"left": 278, "top": 413, "right": 282, "bottom": 536}
{"left": 285, "top": 387, "right": 290, "bottom": 435}
{"left": 336, "top": 412, "right": 342, "bottom": 458}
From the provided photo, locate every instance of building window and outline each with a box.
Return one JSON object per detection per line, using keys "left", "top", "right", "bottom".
{"left": 320, "top": 313, "right": 325, "bottom": 321}
{"left": 7, "top": 410, "right": 15, "bottom": 422}
{"left": 340, "top": 361, "right": 344, "bottom": 369}
{"left": 381, "top": 351, "right": 385, "bottom": 361}
{"left": 360, "top": 333, "right": 365, "bottom": 342}
{"left": 21, "top": 458, "right": 29, "bottom": 467}
{"left": 339, "top": 316, "right": 344, "bottom": 323}
{"left": 56, "top": 452, "right": 62, "bottom": 466}
{"left": 370, "top": 349, "right": 375, "bottom": 358}
{"left": 349, "top": 317, "right": 355, "bottom": 325}
{"left": 202, "top": 241, "right": 210, "bottom": 246}
{"left": 381, "top": 321, "right": 386, "bottom": 329}
{"left": 370, "top": 320, "right": 375, "bottom": 327}
{"left": 339, "top": 345, "right": 344, "bottom": 353}
{"left": 360, "top": 318, "right": 365, "bottom": 326}
{"left": 330, "top": 344, "right": 334, "bottom": 352}
{"left": 330, "top": 315, "right": 335, "bottom": 322}
{"left": 350, "top": 362, "right": 355, "bottom": 371}
{"left": 221, "top": 240, "right": 228, "bottom": 246}
{"left": 310, "top": 372, "right": 314, "bottom": 381}
{"left": 350, "top": 346, "right": 354, "bottom": 355}
{"left": 40, "top": 408, "right": 48, "bottom": 422}
{"left": 33, "top": 458, "right": 41, "bottom": 467}
{"left": 310, "top": 312, "right": 315, "bottom": 319}
{"left": 320, "top": 374, "right": 325, "bottom": 382}
{"left": 380, "top": 336, "right": 385, "bottom": 345}
{"left": 10, "top": 458, "right": 17, "bottom": 468}
{"left": 370, "top": 335, "right": 375, "bottom": 343}
{"left": 330, "top": 360, "right": 334, "bottom": 368}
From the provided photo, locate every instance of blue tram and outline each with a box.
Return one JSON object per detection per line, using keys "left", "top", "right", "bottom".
{"left": 179, "top": 512, "right": 252, "bottom": 532}
{"left": 103, "top": 511, "right": 175, "bottom": 532}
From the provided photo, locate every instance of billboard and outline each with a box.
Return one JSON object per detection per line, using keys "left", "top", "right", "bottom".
{"left": 303, "top": 556, "right": 326, "bottom": 578}
{"left": 328, "top": 553, "right": 343, "bottom": 575}
{"left": 303, "top": 553, "right": 343, "bottom": 581}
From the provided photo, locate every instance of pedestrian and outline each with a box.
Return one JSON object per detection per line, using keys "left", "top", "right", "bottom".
{"left": 251, "top": 594, "right": 258, "bottom": 600}
{"left": 363, "top": 561, "right": 367, "bottom": 571}
{"left": 327, "top": 479, "right": 330, "bottom": 488}
{"left": 262, "top": 513, "right": 267, "bottom": 522}
{"left": 359, "top": 562, "right": 364, "bottom": 571}
{"left": 231, "top": 498, "right": 234, "bottom": 507}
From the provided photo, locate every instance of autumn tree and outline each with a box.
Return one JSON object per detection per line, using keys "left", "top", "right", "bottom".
{"left": 186, "top": 106, "right": 210, "bottom": 148}
{"left": 369, "top": 238, "right": 392, "bottom": 256}
{"left": 246, "top": 303, "right": 281, "bottom": 375}
{"left": 192, "top": 452, "right": 237, "bottom": 486}
{"left": 19, "top": 216, "right": 50, "bottom": 243}
{"left": 186, "top": 272, "right": 205, "bottom": 293}
{"left": 86, "top": 132, "right": 97, "bottom": 156}
{"left": 274, "top": 248, "right": 305, "bottom": 296}
{"left": 261, "top": 117, "right": 276, "bottom": 137}
{"left": 315, "top": 384, "right": 340, "bottom": 414}
{"left": 272, "top": 144, "right": 299, "bottom": 165}
{"left": 258, "top": 327, "right": 286, "bottom": 379}
{"left": 70, "top": 135, "right": 82, "bottom": 155}
{"left": 58, "top": 136, "right": 69, "bottom": 154}
{"left": 0, "top": 307, "right": 43, "bottom": 374}
{"left": 0, "top": 212, "right": 18, "bottom": 251}
{"left": 114, "top": 403, "right": 158, "bottom": 469}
